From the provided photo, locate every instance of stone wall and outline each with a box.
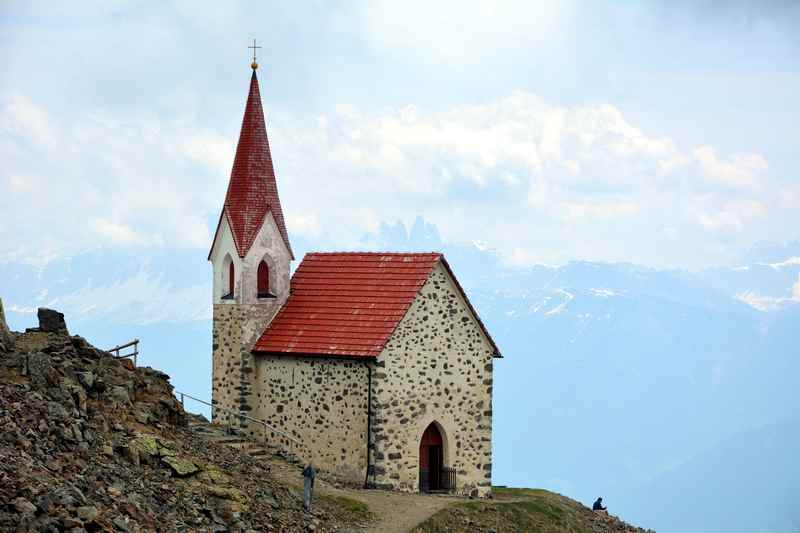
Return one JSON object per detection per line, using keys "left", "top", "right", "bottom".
{"left": 211, "top": 304, "right": 244, "bottom": 425}
{"left": 251, "top": 355, "right": 370, "bottom": 485}
{"left": 371, "top": 262, "right": 495, "bottom": 497}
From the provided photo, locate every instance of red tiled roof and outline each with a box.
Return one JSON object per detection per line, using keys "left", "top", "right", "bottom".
{"left": 253, "top": 252, "right": 501, "bottom": 358}
{"left": 254, "top": 252, "right": 439, "bottom": 357}
{"left": 209, "top": 70, "right": 293, "bottom": 260}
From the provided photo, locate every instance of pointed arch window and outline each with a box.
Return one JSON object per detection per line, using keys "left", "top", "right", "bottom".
{"left": 257, "top": 260, "right": 273, "bottom": 298}
{"left": 222, "top": 256, "right": 235, "bottom": 300}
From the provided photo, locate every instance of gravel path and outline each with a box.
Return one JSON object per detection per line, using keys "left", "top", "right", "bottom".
{"left": 263, "top": 456, "right": 459, "bottom": 533}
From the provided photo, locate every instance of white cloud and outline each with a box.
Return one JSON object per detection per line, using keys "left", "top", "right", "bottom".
{"left": 268, "top": 91, "right": 778, "bottom": 267}
{"left": 0, "top": 95, "right": 227, "bottom": 265}
{"left": 1, "top": 85, "right": 783, "bottom": 269}
{"left": 736, "top": 274, "right": 800, "bottom": 311}
{"left": 52, "top": 270, "right": 211, "bottom": 325}
{"left": 760, "top": 257, "right": 800, "bottom": 270}
{"left": 693, "top": 146, "right": 767, "bottom": 189}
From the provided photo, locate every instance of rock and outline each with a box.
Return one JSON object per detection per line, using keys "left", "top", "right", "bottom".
{"left": 37, "top": 308, "right": 68, "bottom": 333}
{"left": 0, "top": 297, "right": 13, "bottom": 350}
{"left": 47, "top": 400, "right": 69, "bottom": 420}
{"left": 77, "top": 371, "right": 95, "bottom": 390}
{"left": 161, "top": 455, "right": 200, "bottom": 477}
{"left": 121, "top": 443, "right": 141, "bottom": 466}
{"left": 28, "top": 352, "right": 54, "bottom": 387}
{"left": 206, "top": 485, "right": 249, "bottom": 507}
{"left": 102, "top": 444, "right": 114, "bottom": 456}
{"left": 112, "top": 515, "right": 135, "bottom": 531}
{"left": 109, "top": 385, "right": 131, "bottom": 406}
{"left": 132, "top": 405, "right": 150, "bottom": 424}
{"left": 61, "top": 517, "right": 83, "bottom": 529}
{"left": 263, "top": 495, "right": 281, "bottom": 510}
{"left": 13, "top": 497, "right": 37, "bottom": 515}
{"left": 76, "top": 506, "right": 98, "bottom": 522}
{"left": 199, "top": 468, "right": 232, "bottom": 485}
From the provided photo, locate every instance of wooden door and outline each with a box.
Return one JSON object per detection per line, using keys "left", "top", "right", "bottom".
{"left": 419, "top": 423, "right": 443, "bottom": 493}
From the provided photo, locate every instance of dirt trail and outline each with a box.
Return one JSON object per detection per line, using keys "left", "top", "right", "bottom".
{"left": 264, "top": 456, "right": 459, "bottom": 533}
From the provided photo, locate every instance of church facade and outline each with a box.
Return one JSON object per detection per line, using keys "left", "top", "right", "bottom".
{"left": 209, "top": 64, "right": 500, "bottom": 497}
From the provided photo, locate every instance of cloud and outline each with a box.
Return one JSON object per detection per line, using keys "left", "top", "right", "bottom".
{"left": 268, "top": 91, "right": 777, "bottom": 267}
{"left": 736, "top": 274, "right": 800, "bottom": 312}
{"left": 48, "top": 270, "right": 211, "bottom": 325}
{"left": 693, "top": 146, "right": 767, "bottom": 189}
{"left": 0, "top": 94, "right": 229, "bottom": 265}
{"left": 1, "top": 84, "right": 782, "bottom": 269}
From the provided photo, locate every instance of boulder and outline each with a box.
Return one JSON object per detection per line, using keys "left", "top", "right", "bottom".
{"left": 0, "top": 297, "right": 13, "bottom": 350}
{"left": 37, "top": 307, "right": 68, "bottom": 333}
{"left": 161, "top": 455, "right": 200, "bottom": 477}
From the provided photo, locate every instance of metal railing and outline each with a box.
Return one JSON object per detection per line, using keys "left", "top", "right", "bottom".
{"left": 108, "top": 339, "right": 139, "bottom": 367}
{"left": 441, "top": 466, "right": 457, "bottom": 491}
{"left": 175, "top": 391, "right": 305, "bottom": 461}
{"left": 420, "top": 466, "right": 457, "bottom": 493}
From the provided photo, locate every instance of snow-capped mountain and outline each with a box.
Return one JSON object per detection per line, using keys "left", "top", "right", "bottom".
{"left": 1, "top": 217, "right": 797, "bottom": 533}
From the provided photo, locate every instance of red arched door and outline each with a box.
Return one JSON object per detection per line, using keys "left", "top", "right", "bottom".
{"left": 419, "top": 423, "right": 443, "bottom": 492}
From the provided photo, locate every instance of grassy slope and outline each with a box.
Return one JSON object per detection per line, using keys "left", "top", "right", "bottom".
{"left": 412, "top": 487, "right": 651, "bottom": 533}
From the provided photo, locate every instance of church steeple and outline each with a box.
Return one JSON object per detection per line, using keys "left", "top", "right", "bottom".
{"left": 211, "top": 68, "right": 293, "bottom": 260}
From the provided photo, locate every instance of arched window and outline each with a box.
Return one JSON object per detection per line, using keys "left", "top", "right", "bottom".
{"left": 257, "top": 260, "right": 271, "bottom": 298}
{"left": 221, "top": 255, "right": 234, "bottom": 300}
{"left": 228, "top": 261, "right": 235, "bottom": 297}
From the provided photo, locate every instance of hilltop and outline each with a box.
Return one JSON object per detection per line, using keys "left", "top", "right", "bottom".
{"left": 0, "top": 303, "right": 370, "bottom": 532}
{"left": 0, "top": 301, "right": 653, "bottom": 532}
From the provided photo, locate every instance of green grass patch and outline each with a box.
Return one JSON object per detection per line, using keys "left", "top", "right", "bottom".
{"left": 318, "top": 494, "right": 376, "bottom": 524}
{"left": 412, "top": 487, "right": 596, "bottom": 533}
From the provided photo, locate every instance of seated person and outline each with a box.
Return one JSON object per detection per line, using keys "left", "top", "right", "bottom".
{"left": 593, "top": 497, "right": 608, "bottom": 513}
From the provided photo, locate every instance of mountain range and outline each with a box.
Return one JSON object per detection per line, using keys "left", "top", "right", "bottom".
{"left": 1, "top": 218, "right": 798, "bottom": 533}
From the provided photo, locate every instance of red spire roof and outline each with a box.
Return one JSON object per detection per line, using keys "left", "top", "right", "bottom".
{"left": 211, "top": 70, "right": 293, "bottom": 259}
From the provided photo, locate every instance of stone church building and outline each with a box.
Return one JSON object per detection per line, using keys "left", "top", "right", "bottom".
{"left": 209, "top": 63, "right": 501, "bottom": 497}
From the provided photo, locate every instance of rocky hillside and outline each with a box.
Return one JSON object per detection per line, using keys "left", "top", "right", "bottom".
{"left": 0, "top": 302, "right": 365, "bottom": 532}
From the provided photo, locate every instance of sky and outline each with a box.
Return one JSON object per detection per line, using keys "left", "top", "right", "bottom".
{"left": 1, "top": 0, "right": 798, "bottom": 271}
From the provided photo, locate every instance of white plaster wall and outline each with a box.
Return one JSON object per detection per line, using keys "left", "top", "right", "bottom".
{"left": 209, "top": 211, "right": 292, "bottom": 310}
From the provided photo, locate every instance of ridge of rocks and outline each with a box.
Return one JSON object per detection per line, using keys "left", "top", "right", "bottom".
{"left": 0, "top": 306, "right": 363, "bottom": 532}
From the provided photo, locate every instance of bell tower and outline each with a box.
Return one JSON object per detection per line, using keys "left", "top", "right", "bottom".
{"left": 208, "top": 56, "right": 293, "bottom": 428}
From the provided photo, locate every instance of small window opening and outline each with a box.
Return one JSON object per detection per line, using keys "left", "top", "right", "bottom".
{"left": 222, "top": 260, "right": 235, "bottom": 300}
{"left": 257, "top": 260, "right": 274, "bottom": 298}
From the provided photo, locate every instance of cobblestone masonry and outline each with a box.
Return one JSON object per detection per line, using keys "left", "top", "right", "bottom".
{"left": 252, "top": 356, "right": 369, "bottom": 484}
{"left": 371, "top": 262, "right": 494, "bottom": 497}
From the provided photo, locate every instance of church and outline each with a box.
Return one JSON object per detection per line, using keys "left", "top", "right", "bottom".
{"left": 208, "top": 59, "right": 500, "bottom": 498}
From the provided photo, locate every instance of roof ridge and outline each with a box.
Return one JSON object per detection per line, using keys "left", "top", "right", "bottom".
{"left": 305, "top": 251, "right": 442, "bottom": 256}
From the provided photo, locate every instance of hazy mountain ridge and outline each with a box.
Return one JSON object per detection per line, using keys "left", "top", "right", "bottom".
{"left": 1, "top": 218, "right": 798, "bottom": 532}
{"left": 371, "top": 218, "right": 800, "bottom": 533}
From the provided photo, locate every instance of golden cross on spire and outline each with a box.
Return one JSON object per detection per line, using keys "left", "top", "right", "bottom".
{"left": 249, "top": 38, "right": 262, "bottom": 70}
